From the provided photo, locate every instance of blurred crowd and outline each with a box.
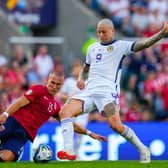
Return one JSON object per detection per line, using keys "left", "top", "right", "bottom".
{"left": 0, "top": 0, "right": 168, "bottom": 123}
{"left": 82, "top": 0, "right": 168, "bottom": 37}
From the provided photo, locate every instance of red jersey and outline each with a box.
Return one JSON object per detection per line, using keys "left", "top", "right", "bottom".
{"left": 11, "top": 85, "right": 61, "bottom": 141}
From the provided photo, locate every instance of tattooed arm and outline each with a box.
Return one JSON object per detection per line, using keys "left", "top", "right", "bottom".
{"left": 77, "top": 64, "right": 90, "bottom": 90}
{"left": 133, "top": 21, "right": 168, "bottom": 52}
{"left": 78, "top": 64, "right": 90, "bottom": 81}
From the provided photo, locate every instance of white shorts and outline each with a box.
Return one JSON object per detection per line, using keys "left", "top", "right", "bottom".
{"left": 72, "top": 91, "right": 120, "bottom": 114}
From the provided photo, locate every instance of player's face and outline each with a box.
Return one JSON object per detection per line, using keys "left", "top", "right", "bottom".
{"left": 46, "top": 74, "right": 64, "bottom": 96}
{"left": 97, "top": 25, "right": 114, "bottom": 44}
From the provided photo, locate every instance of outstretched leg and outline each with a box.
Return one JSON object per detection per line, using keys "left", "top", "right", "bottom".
{"left": 57, "top": 99, "right": 83, "bottom": 160}
{"left": 104, "top": 102, "right": 151, "bottom": 163}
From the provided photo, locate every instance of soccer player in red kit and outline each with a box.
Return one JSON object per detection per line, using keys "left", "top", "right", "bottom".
{"left": 0, "top": 70, "right": 106, "bottom": 162}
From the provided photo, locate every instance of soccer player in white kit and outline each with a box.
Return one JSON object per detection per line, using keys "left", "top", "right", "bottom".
{"left": 57, "top": 18, "right": 168, "bottom": 163}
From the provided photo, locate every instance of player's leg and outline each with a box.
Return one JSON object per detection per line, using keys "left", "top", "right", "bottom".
{"left": 58, "top": 98, "right": 83, "bottom": 160}
{"left": 0, "top": 117, "right": 15, "bottom": 140}
{"left": 0, "top": 132, "right": 28, "bottom": 162}
{"left": 74, "top": 113, "right": 89, "bottom": 160}
{"left": 0, "top": 150, "right": 16, "bottom": 162}
{"left": 58, "top": 93, "right": 95, "bottom": 160}
{"left": 103, "top": 102, "right": 150, "bottom": 163}
{"left": 0, "top": 117, "right": 30, "bottom": 162}
{"left": 0, "top": 117, "right": 19, "bottom": 162}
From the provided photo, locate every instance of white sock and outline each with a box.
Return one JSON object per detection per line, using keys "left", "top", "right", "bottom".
{"left": 121, "top": 125, "right": 146, "bottom": 152}
{"left": 61, "top": 118, "right": 74, "bottom": 154}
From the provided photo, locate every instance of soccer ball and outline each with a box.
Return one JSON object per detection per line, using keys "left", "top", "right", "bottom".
{"left": 33, "top": 144, "right": 53, "bottom": 163}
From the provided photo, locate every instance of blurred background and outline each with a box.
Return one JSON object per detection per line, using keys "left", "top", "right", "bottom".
{"left": 0, "top": 0, "right": 168, "bottom": 161}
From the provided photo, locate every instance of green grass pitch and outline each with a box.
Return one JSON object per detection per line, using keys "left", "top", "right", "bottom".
{"left": 0, "top": 161, "right": 168, "bottom": 168}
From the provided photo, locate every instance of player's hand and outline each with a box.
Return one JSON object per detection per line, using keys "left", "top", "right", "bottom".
{"left": 89, "top": 132, "right": 107, "bottom": 142}
{"left": 163, "top": 21, "right": 168, "bottom": 34}
{"left": 0, "top": 113, "right": 8, "bottom": 124}
{"left": 77, "top": 79, "right": 85, "bottom": 90}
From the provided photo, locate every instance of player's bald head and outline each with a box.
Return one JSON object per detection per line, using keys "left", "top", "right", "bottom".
{"left": 97, "top": 18, "right": 114, "bottom": 28}
{"left": 49, "top": 70, "right": 64, "bottom": 78}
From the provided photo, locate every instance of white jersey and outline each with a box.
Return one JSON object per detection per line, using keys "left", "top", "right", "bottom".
{"left": 60, "top": 77, "right": 82, "bottom": 96}
{"left": 60, "top": 77, "right": 89, "bottom": 125}
{"left": 85, "top": 40, "right": 134, "bottom": 96}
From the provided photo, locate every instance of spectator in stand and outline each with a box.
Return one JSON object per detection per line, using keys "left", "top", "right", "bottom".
{"left": 154, "top": 89, "right": 165, "bottom": 120}
{"left": 144, "top": 23, "right": 160, "bottom": 37}
{"left": 140, "top": 108, "right": 152, "bottom": 122}
{"left": 141, "top": 71, "right": 156, "bottom": 105}
{"left": 125, "top": 74, "right": 139, "bottom": 103}
{"left": 53, "top": 55, "right": 65, "bottom": 75}
{"left": 83, "top": 0, "right": 106, "bottom": 16}
{"left": 148, "top": 0, "right": 168, "bottom": 17}
{"left": 0, "top": 91, "right": 10, "bottom": 113}
{"left": 12, "top": 45, "right": 29, "bottom": 67}
{"left": 26, "top": 63, "right": 42, "bottom": 86}
{"left": 33, "top": 45, "right": 54, "bottom": 82}
{"left": 159, "top": 80, "right": 168, "bottom": 120}
{"left": 128, "top": 52, "right": 144, "bottom": 77}
{"left": 131, "top": 2, "right": 149, "bottom": 36}
{"left": 6, "top": 60, "right": 26, "bottom": 88}
{"left": 154, "top": 61, "right": 168, "bottom": 91}
{"left": 125, "top": 100, "right": 141, "bottom": 122}
{"left": 107, "top": 0, "right": 130, "bottom": 29}
{"left": 0, "top": 55, "right": 8, "bottom": 90}
{"left": 148, "top": 8, "right": 166, "bottom": 30}
{"left": 160, "top": 47, "right": 168, "bottom": 64}
{"left": 143, "top": 48, "right": 158, "bottom": 71}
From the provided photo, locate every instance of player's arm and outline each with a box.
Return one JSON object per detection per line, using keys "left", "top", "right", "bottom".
{"left": 78, "top": 63, "right": 90, "bottom": 81}
{"left": 58, "top": 93, "right": 69, "bottom": 103}
{"left": 73, "top": 122, "right": 107, "bottom": 142}
{"left": 133, "top": 21, "right": 168, "bottom": 52}
{"left": 77, "top": 63, "right": 90, "bottom": 90}
{"left": 0, "top": 96, "right": 30, "bottom": 124}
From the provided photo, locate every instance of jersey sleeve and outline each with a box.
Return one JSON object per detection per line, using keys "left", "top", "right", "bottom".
{"left": 24, "top": 85, "right": 44, "bottom": 102}
{"left": 121, "top": 40, "right": 135, "bottom": 56}
{"left": 85, "top": 44, "right": 93, "bottom": 65}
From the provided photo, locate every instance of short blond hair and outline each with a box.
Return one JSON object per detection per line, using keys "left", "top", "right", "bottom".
{"left": 97, "top": 18, "right": 114, "bottom": 28}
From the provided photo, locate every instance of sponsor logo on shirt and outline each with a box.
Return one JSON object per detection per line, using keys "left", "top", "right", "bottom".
{"left": 25, "top": 90, "right": 32, "bottom": 95}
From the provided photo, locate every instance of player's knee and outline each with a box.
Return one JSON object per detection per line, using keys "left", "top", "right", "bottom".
{"left": 59, "top": 101, "right": 82, "bottom": 118}
{"left": 0, "top": 150, "right": 16, "bottom": 162}
{"left": 59, "top": 105, "right": 71, "bottom": 118}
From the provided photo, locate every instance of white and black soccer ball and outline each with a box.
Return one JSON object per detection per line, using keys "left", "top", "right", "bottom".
{"left": 33, "top": 144, "right": 53, "bottom": 163}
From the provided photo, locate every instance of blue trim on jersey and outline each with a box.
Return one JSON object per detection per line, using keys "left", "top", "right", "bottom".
{"left": 100, "top": 40, "right": 117, "bottom": 46}
{"left": 131, "top": 41, "right": 136, "bottom": 51}
{"left": 114, "top": 55, "right": 126, "bottom": 83}
{"left": 115, "top": 84, "right": 118, "bottom": 93}
{"left": 82, "top": 100, "right": 84, "bottom": 113}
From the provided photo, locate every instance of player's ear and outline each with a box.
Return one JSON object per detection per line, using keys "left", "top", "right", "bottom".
{"left": 44, "top": 78, "right": 48, "bottom": 84}
{"left": 111, "top": 28, "right": 115, "bottom": 34}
